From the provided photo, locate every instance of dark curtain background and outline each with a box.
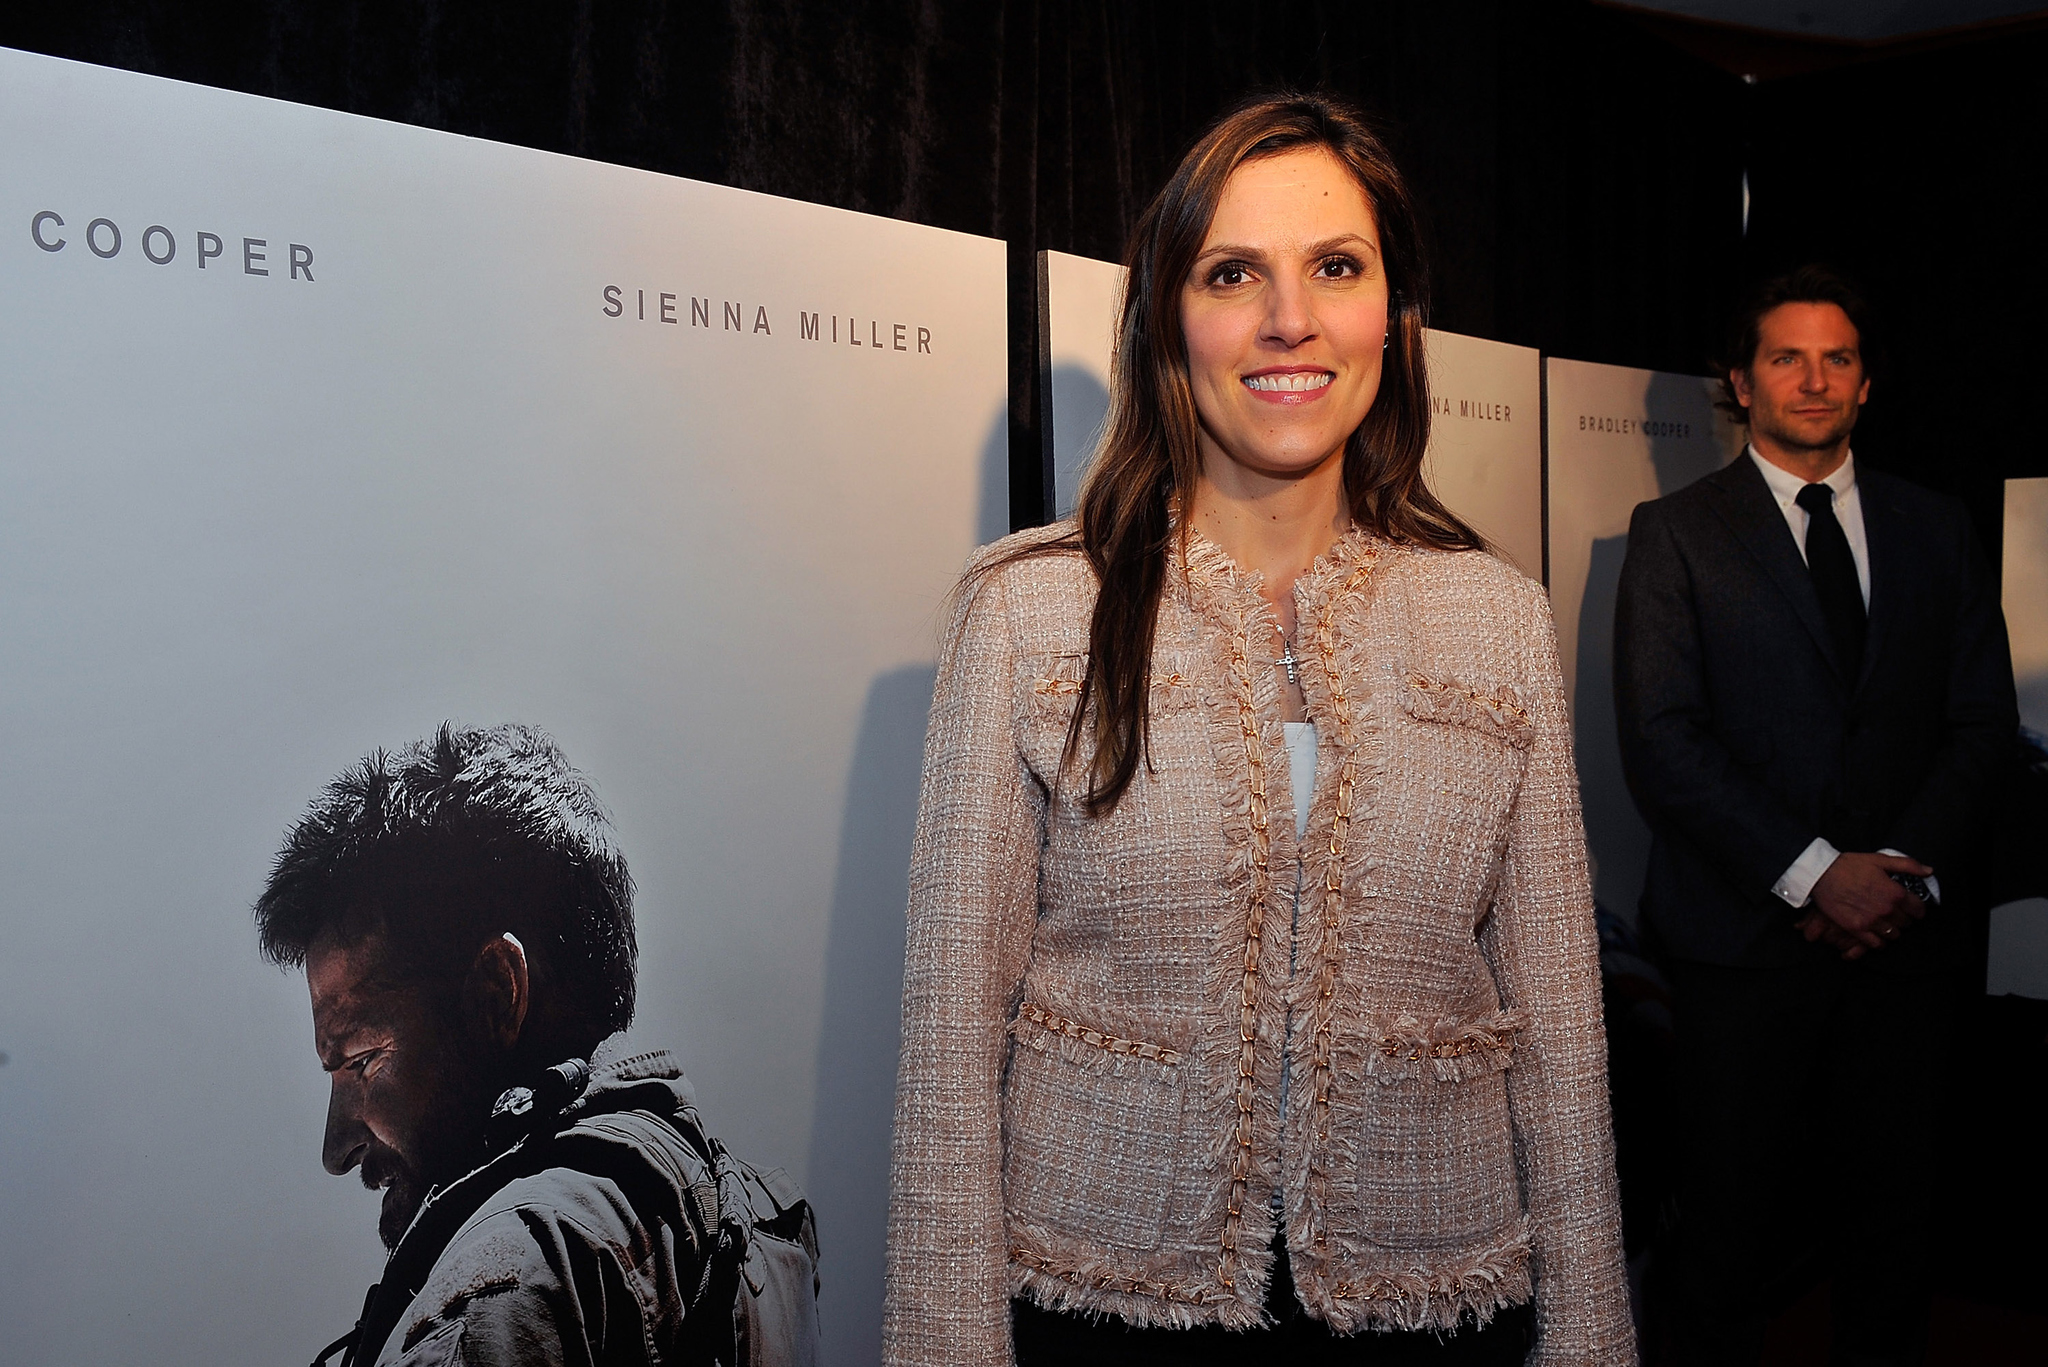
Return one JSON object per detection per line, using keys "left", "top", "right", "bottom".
{"left": 3, "top": 0, "right": 1752, "bottom": 531}
{"left": 7, "top": 3, "right": 2039, "bottom": 534}
{"left": 1743, "top": 26, "right": 2048, "bottom": 554}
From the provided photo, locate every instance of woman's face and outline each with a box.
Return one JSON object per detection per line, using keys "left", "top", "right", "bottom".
{"left": 1181, "top": 147, "right": 1390, "bottom": 487}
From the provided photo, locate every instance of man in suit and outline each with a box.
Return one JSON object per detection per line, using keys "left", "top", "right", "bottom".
{"left": 1613, "top": 265, "right": 2017, "bottom": 1366}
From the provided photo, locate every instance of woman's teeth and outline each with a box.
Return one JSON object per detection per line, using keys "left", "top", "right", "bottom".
{"left": 1243, "top": 372, "right": 1332, "bottom": 391}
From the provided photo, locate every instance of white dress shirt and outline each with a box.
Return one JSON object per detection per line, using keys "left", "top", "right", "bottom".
{"left": 1749, "top": 446, "right": 1869, "bottom": 606}
{"left": 1274, "top": 721, "right": 1317, "bottom": 1213}
{"left": 1746, "top": 448, "right": 1937, "bottom": 909}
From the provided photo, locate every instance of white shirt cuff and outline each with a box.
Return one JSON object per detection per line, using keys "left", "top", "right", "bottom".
{"left": 1878, "top": 848, "right": 1941, "bottom": 904}
{"left": 1774, "top": 838, "right": 1840, "bottom": 908}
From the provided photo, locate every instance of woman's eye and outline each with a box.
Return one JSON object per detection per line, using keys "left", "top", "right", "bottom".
{"left": 1210, "top": 262, "right": 1250, "bottom": 287}
{"left": 1316, "top": 256, "right": 1359, "bottom": 279}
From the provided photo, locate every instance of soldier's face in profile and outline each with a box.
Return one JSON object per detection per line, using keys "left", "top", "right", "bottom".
{"left": 307, "top": 931, "right": 491, "bottom": 1248}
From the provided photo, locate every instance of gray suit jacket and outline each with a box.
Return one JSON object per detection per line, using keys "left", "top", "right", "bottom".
{"left": 1613, "top": 454, "right": 2017, "bottom": 967}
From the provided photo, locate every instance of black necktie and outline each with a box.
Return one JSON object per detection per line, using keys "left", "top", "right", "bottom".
{"left": 1796, "top": 482, "right": 1865, "bottom": 680}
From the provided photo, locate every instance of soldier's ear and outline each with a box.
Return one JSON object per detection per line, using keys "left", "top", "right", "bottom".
{"left": 466, "top": 933, "right": 530, "bottom": 1049}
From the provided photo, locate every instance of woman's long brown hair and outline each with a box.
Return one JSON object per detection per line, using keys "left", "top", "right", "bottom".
{"left": 994, "top": 92, "right": 1483, "bottom": 816}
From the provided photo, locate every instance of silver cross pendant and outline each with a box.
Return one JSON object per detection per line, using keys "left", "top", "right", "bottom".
{"left": 1277, "top": 636, "right": 1301, "bottom": 688}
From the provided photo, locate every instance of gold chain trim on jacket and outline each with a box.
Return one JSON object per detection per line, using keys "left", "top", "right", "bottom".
{"left": 1217, "top": 606, "right": 1273, "bottom": 1292}
{"left": 1403, "top": 671, "right": 1530, "bottom": 728}
{"left": 1326, "top": 1239, "right": 1530, "bottom": 1301}
{"left": 1377, "top": 1030, "right": 1518, "bottom": 1061}
{"left": 1010, "top": 1245, "right": 1229, "bottom": 1306}
{"left": 1033, "top": 672, "right": 1188, "bottom": 696}
{"left": 1327, "top": 1280, "right": 1418, "bottom": 1302}
{"left": 1015, "top": 1001, "right": 1184, "bottom": 1065}
{"left": 1306, "top": 552, "right": 1377, "bottom": 1254}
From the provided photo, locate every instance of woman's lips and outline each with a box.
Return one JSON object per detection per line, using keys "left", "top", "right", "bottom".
{"left": 1242, "top": 369, "right": 1333, "bottom": 403}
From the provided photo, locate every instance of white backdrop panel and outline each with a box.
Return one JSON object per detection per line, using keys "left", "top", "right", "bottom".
{"left": 1990, "top": 477, "right": 2048, "bottom": 997}
{"left": 1545, "top": 358, "right": 1743, "bottom": 927}
{"left": 1036, "top": 250, "right": 1542, "bottom": 577}
{"left": 2005, "top": 476, "right": 2048, "bottom": 737}
{"left": 0, "top": 48, "right": 1008, "bottom": 1367}
{"left": 1421, "top": 329, "right": 1543, "bottom": 581}
{"left": 1039, "top": 249, "right": 1125, "bottom": 517}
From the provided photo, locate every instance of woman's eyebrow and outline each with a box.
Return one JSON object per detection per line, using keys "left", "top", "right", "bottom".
{"left": 1195, "top": 233, "right": 1379, "bottom": 262}
{"left": 1302, "top": 233, "right": 1379, "bottom": 256}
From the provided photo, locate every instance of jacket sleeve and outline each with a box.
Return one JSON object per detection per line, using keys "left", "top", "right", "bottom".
{"left": 1613, "top": 499, "right": 1815, "bottom": 897}
{"left": 1479, "top": 582, "right": 1637, "bottom": 1367}
{"left": 1882, "top": 501, "right": 2020, "bottom": 877}
{"left": 882, "top": 560, "right": 1046, "bottom": 1367}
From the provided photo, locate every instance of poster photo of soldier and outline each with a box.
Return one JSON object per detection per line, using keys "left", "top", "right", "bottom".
{"left": 257, "top": 724, "right": 821, "bottom": 1367}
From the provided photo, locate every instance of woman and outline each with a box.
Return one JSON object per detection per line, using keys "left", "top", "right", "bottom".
{"left": 884, "top": 94, "right": 1633, "bottom": 1366}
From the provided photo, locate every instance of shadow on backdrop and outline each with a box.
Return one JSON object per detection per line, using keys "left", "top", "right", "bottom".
{"left": 1574, "top": 372, "right": 1735, "bottom": 928}
{"left": 1048, "top": 362, "right": 1110, "bottom": 520}
{"left": 805, "top": 663, "right": 936, "bottom": 1367}
{"left": 979, "top": 403, "right": 1013, "bottom": 544}
{"left": 803, "top": 401, "right": 1001, "bottom": 1363}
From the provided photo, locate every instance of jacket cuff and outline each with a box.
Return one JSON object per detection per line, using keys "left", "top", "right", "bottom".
{"left": 1772, "top": 837, "right": 1839, "bottom": 909}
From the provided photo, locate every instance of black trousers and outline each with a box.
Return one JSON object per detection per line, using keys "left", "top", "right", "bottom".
{"left": 1659, "top": 950, "right": 1956, "bottom": 1367}
{"left": 1012, "top": 1236, "right": 1532, "bottom": 1367}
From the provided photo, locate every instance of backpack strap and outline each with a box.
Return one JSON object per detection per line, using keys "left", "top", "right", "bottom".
{"left": 573, "top": 1105, "right": 750, "bottom": 1365}
{"left": 549, "top": 1108, "right": 743, "bottom": 1364}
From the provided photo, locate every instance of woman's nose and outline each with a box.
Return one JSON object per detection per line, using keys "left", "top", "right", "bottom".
{"left": 1262, "top": 277, "right": 1317, "bottom": 348}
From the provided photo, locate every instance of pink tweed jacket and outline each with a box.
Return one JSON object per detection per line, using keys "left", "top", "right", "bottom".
{"left": 883, "top": 522, "right": 1635, "bottom": 1366}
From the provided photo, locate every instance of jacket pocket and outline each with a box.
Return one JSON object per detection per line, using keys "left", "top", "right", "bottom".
{"left": 1397, "top": 671, "right": 1534, "bottom": 749}
{"left": 1022, "top": 652, "right": 1198, "bottom": 786}
{"left": 1002, "top": 1005, "right": 1186, "bottom": 1251}
{"left": 1025, "top": 653, "right": 1089, "bottom": 720}
{"left": 1348, "top": 1010, "right": 1524, "bottom": 1251}
{"left": 1391, "top": 668, "right": 1529, "bottom": 872}
{"left": 1025, "top": 654, "right": 1200, "bottom": 720}
{"left": 1021, "top": 653, "right": 1088, "bottom": 785}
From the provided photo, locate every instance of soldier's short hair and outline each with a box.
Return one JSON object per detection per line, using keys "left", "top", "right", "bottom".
{"left": 257, "top": 723, "right": 636, "bottom": 1050}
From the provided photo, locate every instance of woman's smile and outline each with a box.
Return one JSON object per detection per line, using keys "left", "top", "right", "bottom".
{"left": 1242, "top": 366, "right": 1335, "bottom": 399}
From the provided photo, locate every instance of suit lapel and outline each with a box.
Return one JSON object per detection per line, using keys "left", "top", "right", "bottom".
{"left": 1704, "top": 455, "right": 1846, "bottom": 682}
{"left": 1855, "top": 472, "right": 1907, "bottom": 696}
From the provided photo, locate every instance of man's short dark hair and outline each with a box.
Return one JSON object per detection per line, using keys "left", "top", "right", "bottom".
{"left": 257, "top": 723, "right": 636, "bottom": 1050}
{"left": 1716, "top": 264, "right": 1880, "bottom": 420}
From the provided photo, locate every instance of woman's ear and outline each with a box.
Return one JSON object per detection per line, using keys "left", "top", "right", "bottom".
{"left": 466, "top": 932, "right": 530, "bottom": 1049}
